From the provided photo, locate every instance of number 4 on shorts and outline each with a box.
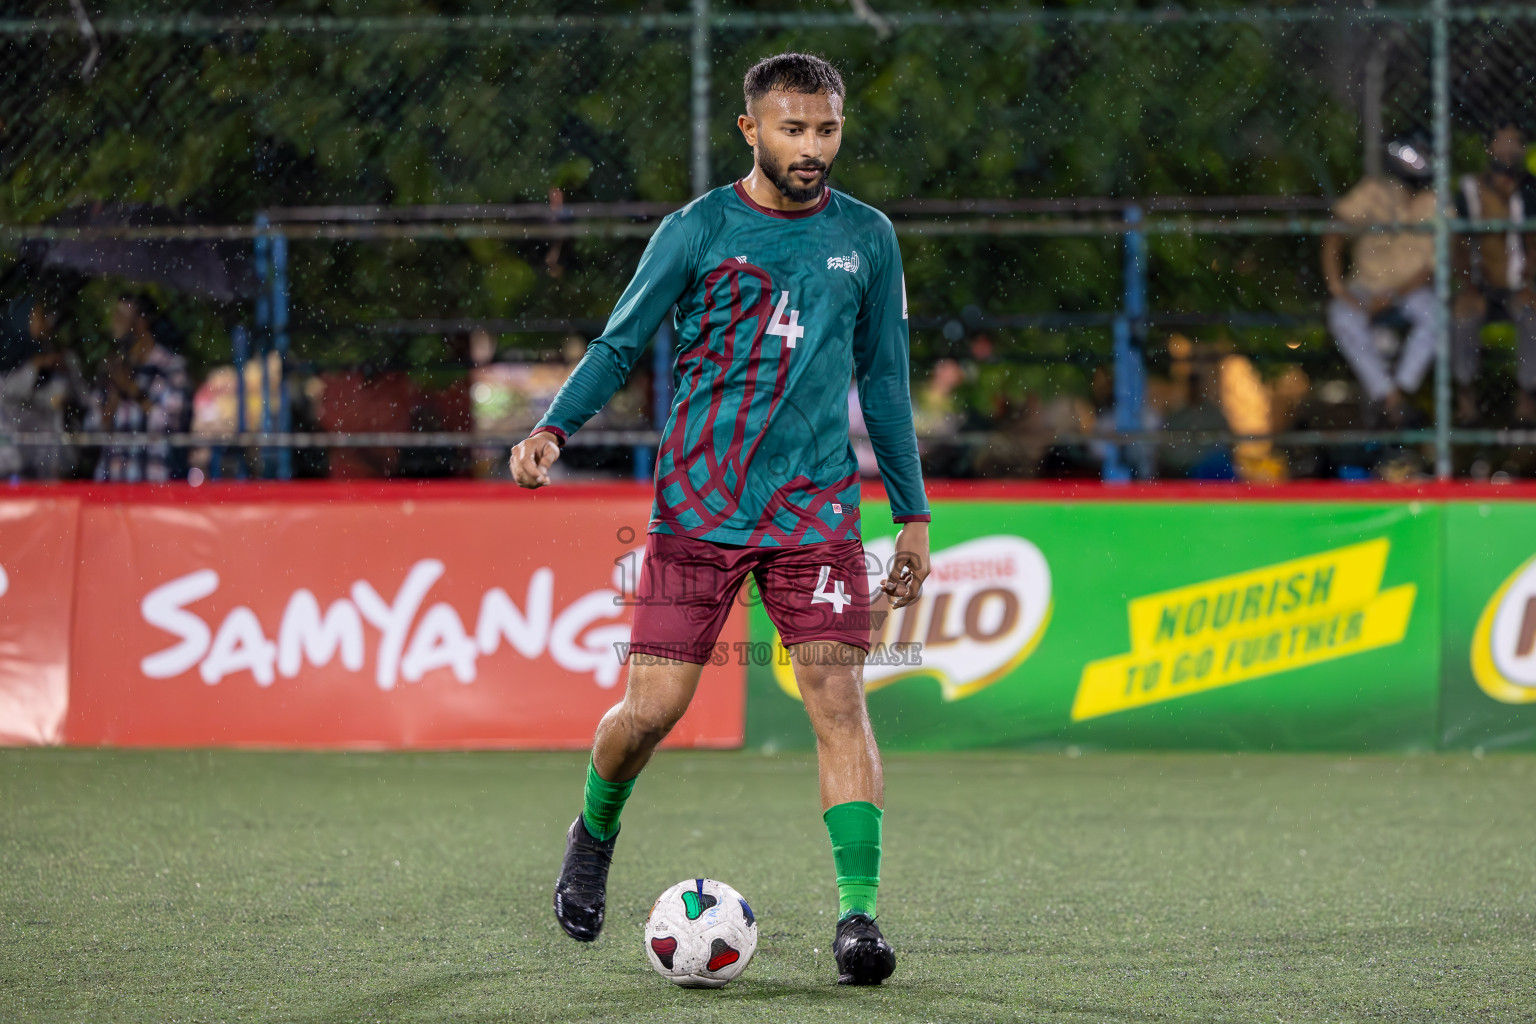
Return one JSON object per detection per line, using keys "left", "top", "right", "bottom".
{"left": 811, "top": 565, "right": 850, "bottom": 613}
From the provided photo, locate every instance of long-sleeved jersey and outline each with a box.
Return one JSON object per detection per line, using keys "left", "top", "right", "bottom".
{"left": 535, "top": 181, "right": 931, "bottom": 546}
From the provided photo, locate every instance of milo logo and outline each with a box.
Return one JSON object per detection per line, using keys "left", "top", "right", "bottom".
{"left": 1471, "top": 554, "right": 1536, "bottom": 704}
{"left": 773, "top": 535, "right": 1052, "bottom": 702}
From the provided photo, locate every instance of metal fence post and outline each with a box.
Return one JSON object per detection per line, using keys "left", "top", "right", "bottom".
{"left": 251, "top": 216, "right": 270, "bottom": 481}
{"left": 1431, "top": 0, "right": 1452, "bottom": 479}
{"left": 215, "top": 324, "right": 252, "bottom": 482}
{"left": 272, "top": 232, "right": 292, "bottom": 480}
{"left": 691, "top": 0, "right": 711, "bottom": 197}
{"left": 1106, "top": 204, "right": 1148, "bottom": 482}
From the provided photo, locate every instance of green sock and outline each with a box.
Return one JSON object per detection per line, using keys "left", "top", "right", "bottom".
{"left": 581, "top": 760, "right": 635, "bottom": 842}
{"left": 823, "top": 800, "right": 883, "bottom": 920}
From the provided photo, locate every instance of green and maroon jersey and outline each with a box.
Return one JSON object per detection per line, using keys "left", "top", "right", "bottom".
{"left": 535, "top": 181, "right": 930, "bottom": 546}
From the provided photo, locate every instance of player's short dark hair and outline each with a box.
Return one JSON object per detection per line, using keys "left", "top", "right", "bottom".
{"left": 743, "top": 53, "right": 845, "bottom": 109}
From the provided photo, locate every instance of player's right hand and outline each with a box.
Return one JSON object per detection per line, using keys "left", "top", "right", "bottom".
{"left": 510, "top": 430, "right": 562, "bottom": 488}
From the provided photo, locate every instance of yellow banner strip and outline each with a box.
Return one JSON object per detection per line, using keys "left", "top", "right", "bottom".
{"left": 1073, "top": 584, "right": 1415, "bottom": 721}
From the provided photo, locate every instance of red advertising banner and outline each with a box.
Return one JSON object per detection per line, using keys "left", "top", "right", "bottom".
{"left": 64, "top": 490, "right": 744, "bottom": 748}
{"left": 0, "top": 497, "right": 79, "bottom": 744}
{"left": 14, "top": 479, "right": 1536, "bottom": 751}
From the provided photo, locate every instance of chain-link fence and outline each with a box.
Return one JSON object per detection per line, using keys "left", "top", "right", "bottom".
{"left": 3, "top": 2, "right": 1535, "bottom": 483}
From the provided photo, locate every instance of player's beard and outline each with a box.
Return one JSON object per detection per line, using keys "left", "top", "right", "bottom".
{"left": 756, "top": 146, "right": 832, "bottom": 204}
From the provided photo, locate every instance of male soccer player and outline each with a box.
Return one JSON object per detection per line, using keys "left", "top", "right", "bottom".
{"left": 509, "top": 53, "right": 930, "bottom": 986}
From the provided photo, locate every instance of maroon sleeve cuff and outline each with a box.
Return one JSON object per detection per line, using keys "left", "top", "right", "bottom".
{"left": 532, "top": 426, "right": 568, "bottom": 448}
{"left": 892, "top": 513, "right": 931, "bottom": 523}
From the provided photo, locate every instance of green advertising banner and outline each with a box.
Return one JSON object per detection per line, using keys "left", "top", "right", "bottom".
{"left": 747, "top": 501, "right": 1443, "bottom": 751}
{"left": 1441, "top": 502, "right": 1536, "bottom": 750}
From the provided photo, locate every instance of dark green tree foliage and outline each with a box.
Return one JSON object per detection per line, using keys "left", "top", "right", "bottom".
{"left": 1, "top": 1, "right": 1368, "bottom": 374}
{"left": 710, "top": 8, "right": 1363, "bottom": 379}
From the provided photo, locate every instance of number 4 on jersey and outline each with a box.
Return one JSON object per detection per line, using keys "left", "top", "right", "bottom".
{"left": 811, "top": 565, "right": 850, "bottom": 613}
{"left": 767, "top": 290, "right": 805, "bottom": 348}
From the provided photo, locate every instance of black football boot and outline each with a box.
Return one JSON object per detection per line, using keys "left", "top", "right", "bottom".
{"left": 553, "top": 815, "right": 617, "bottom": 942}
{"left": 833, "top": 913, "right": 897, "bottom": 985}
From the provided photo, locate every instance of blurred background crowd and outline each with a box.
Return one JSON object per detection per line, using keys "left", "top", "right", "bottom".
{"left": 5, "top": 1, "right": 1536, "bottom": 485}
{"left": 6, "top": 128, "right": 1536, "bottom": 488}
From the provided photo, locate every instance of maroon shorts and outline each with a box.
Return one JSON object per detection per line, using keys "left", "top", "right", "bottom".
{"left": 628, "top": 533, "right": 878, "bottom": 665}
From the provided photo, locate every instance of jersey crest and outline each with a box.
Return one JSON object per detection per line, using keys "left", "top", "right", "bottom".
{"left": 826, "top": 250, "right": 860, "bottom": 273}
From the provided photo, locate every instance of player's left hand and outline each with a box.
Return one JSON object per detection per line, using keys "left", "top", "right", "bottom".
{"left": 509, "top": 430, "right": 562, "bottom": 488}
{"left": 882, "top": 521, "right": 930, "bottom": 610}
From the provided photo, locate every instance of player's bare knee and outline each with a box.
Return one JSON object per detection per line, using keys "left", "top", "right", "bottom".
{"left": 798, "top": 666, "right": 861, "bottom": 696}
{"left": 808, "top": 701, "right": 868, "bottom": 744}
{"left": 799, "top": 671, "right": 868, "bottom": 738}
{"left": 624, "top": 696, "right": 688, "bottom": 746}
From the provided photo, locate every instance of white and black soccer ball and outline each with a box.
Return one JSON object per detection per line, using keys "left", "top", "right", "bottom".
{"left": 643, "top": 878, "right": 758, "bottom": 988}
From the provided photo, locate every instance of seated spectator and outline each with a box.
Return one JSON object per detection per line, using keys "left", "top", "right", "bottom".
{"left": 1025, "top": 393, "right": 1098, "bottom": 479}
{"left": 1091, "top": 362, "right": 1160, "bottom": 481}
{"left": 314, "top": 366, "right": 418, "bottom": 479}
{"left": 398, "top": 331, "right": 475, "bottom": 478}
{"left": 189, "top": 350, "right": 285, "bottom": 480}
{"left": 1219, "top": 351, "right": 1287, "bottom": 483}
{"left": 1453, "top": 123, "right": 1536, "bottom": 424}
{"left": 86, "top": 294, "right": 192, "bottom": 482}
{"left": 1158, "top": 344, "right": 1233, "bottom": 480}
{"left": 1323, "top": 140, "right": 1439, "bottom": 427}
{"left": 912, "top": 357, "right": 968, "bottom": 477}
{"left": 0, "top": 277, "right": 87, "bottom": 480}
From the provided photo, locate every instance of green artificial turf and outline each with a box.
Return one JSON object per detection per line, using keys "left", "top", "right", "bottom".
{"left": 2, "top": 750, "right": 1534, "bottom": 1023}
